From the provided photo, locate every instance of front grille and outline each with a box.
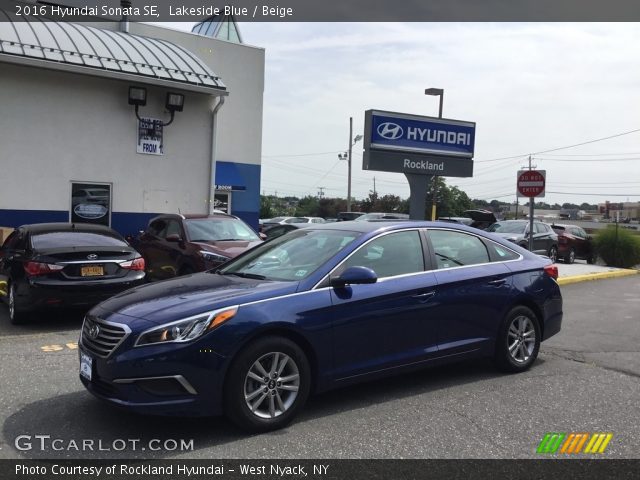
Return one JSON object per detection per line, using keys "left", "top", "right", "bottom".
{"left": 81, "top": 316, "right": 129, "bottom": 358}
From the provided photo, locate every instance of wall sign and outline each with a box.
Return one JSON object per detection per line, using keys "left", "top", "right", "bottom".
{"left": 71, "top": 182, "right": 111, "bottom": 226}
{"left": 137, "top": 117, "right": 164, "bottom": 155}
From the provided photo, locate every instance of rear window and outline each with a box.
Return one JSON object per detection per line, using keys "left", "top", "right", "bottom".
{"left": 31, "top": 231, "right": 127, "bottom": 249}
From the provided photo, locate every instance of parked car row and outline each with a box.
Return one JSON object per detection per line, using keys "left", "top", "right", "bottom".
{"left": 0, "top": 212, "right": 262, "bottom": 323}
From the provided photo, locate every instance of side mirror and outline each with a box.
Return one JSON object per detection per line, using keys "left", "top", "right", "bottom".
{"left": 259, "top": 233, "right": 267, "bottom": 241}
{"left": 330, "top": 266, "right": 377, "bottom": 288}
{"left": 165, "top": 234, "right": 183, "bottom": 243}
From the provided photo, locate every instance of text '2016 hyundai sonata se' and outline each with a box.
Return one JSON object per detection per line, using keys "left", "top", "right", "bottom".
{"left": 79, "top": 221, "right": 563, "bottom": 432}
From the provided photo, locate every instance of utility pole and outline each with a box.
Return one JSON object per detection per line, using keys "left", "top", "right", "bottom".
{"left": 347, "top": 117, "right": 353, "bottom": 212}
{"left": 373, "top": 177, "right": 376, "bottom": 197}
{"left": 317, "top": 186, "right": 325, "bottom": 199}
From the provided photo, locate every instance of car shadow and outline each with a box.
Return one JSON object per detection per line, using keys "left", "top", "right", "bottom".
{"left": 0, "top": 308, "right": 85, "bottom": 336}
{"left": 1, "top": 357, "right": 526, "bottom": 459}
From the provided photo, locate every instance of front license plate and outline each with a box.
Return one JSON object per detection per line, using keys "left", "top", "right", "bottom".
{"left": 81, "top": 265, "right": 104, "bottom": 277}
{"left": 80, "top": 352, "right": 93, "bottom": 381}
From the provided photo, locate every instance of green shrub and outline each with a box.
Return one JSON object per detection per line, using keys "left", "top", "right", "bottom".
{"left": 593, "top": 226, "right": 640, "bottom": 268}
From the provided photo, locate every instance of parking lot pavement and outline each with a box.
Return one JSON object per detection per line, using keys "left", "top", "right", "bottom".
{"left": 0, "top": 276, "right": 638, "bottom": 459}
{"left": 556, "top": 259, "right": 638, "bottom": 285}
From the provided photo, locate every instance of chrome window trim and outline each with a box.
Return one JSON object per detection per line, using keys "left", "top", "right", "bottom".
{"left": 80, "top": 316, "right": 131, "bottom": 359}
{"left": 113, "top": 375, "right": 197, "bottom": 395}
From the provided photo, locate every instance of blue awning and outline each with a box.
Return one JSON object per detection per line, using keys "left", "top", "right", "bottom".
{"left": 215, "top": 162, "right": 246, "bottom": 191}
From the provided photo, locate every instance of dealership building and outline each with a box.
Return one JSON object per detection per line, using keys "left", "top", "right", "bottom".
{"left": 0, "top": 10, "right": 264, "bottom": 235}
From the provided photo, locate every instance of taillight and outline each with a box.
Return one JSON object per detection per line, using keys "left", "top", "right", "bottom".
{"left": 121, "top": 257, "right": 145, "bottom": 271}
{"left": 544, "top": 264, "right": 559, "bottom": 280}
{"left": 24, "top": 261, "right": 64, "bottom": 276}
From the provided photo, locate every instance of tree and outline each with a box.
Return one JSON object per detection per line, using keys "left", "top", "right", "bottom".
{"left": 260, "top": 196, "right": 274, "bottom": 219}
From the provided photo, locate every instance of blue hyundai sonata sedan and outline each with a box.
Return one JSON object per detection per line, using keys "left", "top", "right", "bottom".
{"left": 79, "top": 221, "right": 562, "bottom": 431}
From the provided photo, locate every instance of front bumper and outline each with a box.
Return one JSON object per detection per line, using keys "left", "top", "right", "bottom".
{"left": 78, "top": 324, "right": 229, "bottom": 417}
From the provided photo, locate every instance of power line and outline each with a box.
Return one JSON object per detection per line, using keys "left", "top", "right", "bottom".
{"left": 262, "top": 150, "right": 343, "bottom": 158}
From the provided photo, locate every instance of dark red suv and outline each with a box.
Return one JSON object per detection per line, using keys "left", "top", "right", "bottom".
{"left": 551, "top": 224, "right": 596, "bottom": 264}
{"left": 133, "top": 213, "right": 263, "bottom": 280}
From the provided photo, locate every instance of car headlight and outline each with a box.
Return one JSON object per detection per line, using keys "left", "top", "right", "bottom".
{"left": 135, "top": 306, "right": 238, "bottom": 346}
{"left": 199, "top": 250, "right": 230, "bottom": 264}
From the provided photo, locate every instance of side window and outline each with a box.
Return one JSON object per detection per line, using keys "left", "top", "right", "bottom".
{"left": 578, "top": 228, "right": 587, "bottom": 238}
{"left": 534, "top": 223, "right": 545, "bottom": 234}
{"left": 164, "top": 220, "right": 182, "bottom": 238}
{"left": 147, "top": 220, "right": 167, "bottom": 237}
{"left": 429, "top": 230, "right": 490, "bottom": 269}
{"left": 486, "top": 241, "right": 520, "bottom": 261}
{"left": 339, "top": 231, "right": 424, "bottom": 279}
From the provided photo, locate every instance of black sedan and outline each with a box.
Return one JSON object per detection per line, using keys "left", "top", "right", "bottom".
{"left": 0, "top": 223, "right": 146, "bottom": 323}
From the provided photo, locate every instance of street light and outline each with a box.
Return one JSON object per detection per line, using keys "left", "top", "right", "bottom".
{"left": 425, "top": 87, "right": 444, "bottom": 220}
{"left": 338, "top": 117, "right": 363, "bottom": 212}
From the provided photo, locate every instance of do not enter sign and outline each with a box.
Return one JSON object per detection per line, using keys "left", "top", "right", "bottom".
{"left": 517, "top": 170, "right": 546, "bottom": 198}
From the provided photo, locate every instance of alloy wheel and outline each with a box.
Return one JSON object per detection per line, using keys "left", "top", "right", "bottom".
{"left": 8, "top": 284, "right": 15, "bottom": 320}
{"left": 507, "top": 315, "right": 536, "bottom": 364}
{"left": 243, "top": 352, "right": 300, "bottom": 419}
{"left": 548, "top": 246, "right": 558, "bottom": 263}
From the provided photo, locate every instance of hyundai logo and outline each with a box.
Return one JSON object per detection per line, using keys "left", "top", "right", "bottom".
{"left": 377, "top": 122, "right": 404, "bottom": 140}
{"left": 87, "top": 254, "right": 98, "bottom": 260}
{"left": 88, "top": 323, "right": 100, "bottom": 339}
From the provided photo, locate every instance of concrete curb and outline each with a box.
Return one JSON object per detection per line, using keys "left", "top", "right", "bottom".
{"left": 558, "top": 268, "right": 638, "bottom": 286}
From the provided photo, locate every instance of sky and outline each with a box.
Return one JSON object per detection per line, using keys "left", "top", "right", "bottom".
{"left": 164, "top": 22, "right": 640, "bottom": 206}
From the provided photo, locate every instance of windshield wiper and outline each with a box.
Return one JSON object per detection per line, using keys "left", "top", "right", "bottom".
{"left": 228, "top": 272, "right": 267, "bottom": 280}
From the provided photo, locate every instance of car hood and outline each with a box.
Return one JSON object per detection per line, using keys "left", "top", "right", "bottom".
{"left": 91, "top": 272, "right": 297, "bottom": 325}
{"left": 192, "top": 240, "right": 263, "bottom": 258}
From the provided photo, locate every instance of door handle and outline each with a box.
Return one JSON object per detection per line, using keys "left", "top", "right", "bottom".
{"left": 488, "top": 279, "right": 506, "bottom": 286}
{"left": 412, "top": 291, "right": 436, "bottom": 301}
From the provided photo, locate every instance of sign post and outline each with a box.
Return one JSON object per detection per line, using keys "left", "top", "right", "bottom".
{"left": 517, "top": 170, "right": 546, "bottom": 252}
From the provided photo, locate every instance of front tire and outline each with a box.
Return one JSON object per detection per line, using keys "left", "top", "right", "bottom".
{"left": 224, "top": 336, "right": 311, "bottom": 432}
{"left": 494, "top": 306, "right": 541, "bottom": 373}
{"left": 548, "top": 245, "right": 558, "bottom": 263}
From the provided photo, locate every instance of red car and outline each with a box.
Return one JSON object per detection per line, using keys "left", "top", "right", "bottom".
{"left": 133, "top": 213, "right": 263, "bottom": 280}
{"left": 551, "top": 224, "right": 596, "bottom": 264}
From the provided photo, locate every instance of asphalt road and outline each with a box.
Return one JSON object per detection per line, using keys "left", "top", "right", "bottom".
{"left": 0, "top": 276, "right": 638, "bottom": 459}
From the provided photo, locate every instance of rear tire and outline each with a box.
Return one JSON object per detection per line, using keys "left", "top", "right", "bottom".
{"left": 8, "top": 283, "right": 28, "bottom": 325}
{"left": 494, "top": 306, "right": 540, "bottom": 373}
{"left": 564, "top": 247, "right": 575, "bottom": 264}
{"left": 224, "top": 336, "right": 311, "bottom": 432}
{"left": 587, "top": 253, "right": 597, "bottom": 265}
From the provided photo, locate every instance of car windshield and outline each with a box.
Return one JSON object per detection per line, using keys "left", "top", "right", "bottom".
{"left": 186, "top": 218, "right": 260, "bottom": 242}
{"left": 219, "top": 229, "right": 360, "bottom": 281}
{"left": 487, "top": 222, "right": 527, "bottom": 234}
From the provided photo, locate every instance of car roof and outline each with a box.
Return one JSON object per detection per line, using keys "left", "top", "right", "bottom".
{"left": 296, "top": 220, "right": 489, "bottom": 235}
{"left": 18, "top": 223, "right": 117, "bottom": 234}
{"left": 150, "top": 213, "right": 235, "bottom": 221}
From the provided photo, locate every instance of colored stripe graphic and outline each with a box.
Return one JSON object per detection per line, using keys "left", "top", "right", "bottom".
{"left": 538, "top": 433, "right": 613, "bottom": 454}
{"left": 584, "top": 433, "right": 613, "bottom": 454}
{"left": 537, "top": 433, "right": 566, "bottom": 453}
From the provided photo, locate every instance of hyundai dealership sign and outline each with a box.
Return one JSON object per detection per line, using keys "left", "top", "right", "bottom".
{"left": 363, "top": 110, "right": 475, "bottom": 177}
